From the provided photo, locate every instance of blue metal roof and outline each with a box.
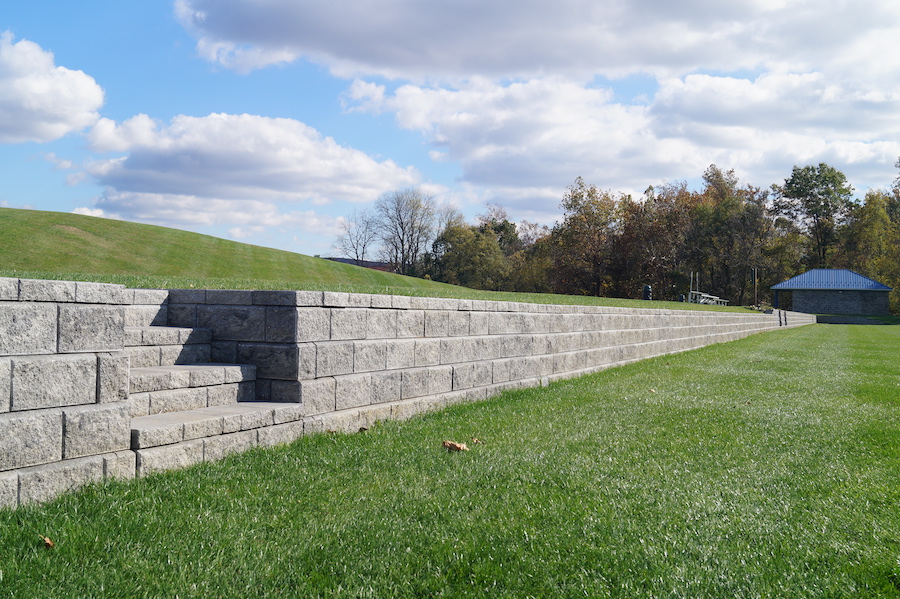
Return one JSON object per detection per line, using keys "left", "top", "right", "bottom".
{"left": 771, "top": 269, "right": 892, "bottom": 291}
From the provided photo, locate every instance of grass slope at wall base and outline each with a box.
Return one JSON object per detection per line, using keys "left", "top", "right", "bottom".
{"left": 0, "top": 277, "right": 816, "bottom": 509}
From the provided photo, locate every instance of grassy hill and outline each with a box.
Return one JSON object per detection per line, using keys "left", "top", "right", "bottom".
{"left": 0, "top": 207, "right": 749, "bottom": 311}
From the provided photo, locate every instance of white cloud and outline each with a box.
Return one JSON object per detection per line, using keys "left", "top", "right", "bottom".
{"left": 71, "top": 207, "right": 110, "bottom": 218}
{"left": 0, "top": 31, "right": 104, "bottom": 143}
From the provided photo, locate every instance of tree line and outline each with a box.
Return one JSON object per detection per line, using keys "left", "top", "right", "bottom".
{"left": 334, "top": 162, "right": 900, "bottom": 312}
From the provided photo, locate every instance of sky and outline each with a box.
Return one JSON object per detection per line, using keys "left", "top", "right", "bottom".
{"left": 2, "top": 0, "right": 899, "bottom": 257}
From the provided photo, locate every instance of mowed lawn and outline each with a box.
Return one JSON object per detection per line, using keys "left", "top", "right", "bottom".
{"left": 1, "top": 324, "right": 899, "bottom": 598}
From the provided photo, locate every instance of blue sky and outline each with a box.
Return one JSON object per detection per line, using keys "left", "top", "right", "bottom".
{"left": 2, "top": 0, "right": 899, "bottom": 257}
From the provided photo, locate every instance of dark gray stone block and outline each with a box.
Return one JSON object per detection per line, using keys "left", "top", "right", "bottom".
{"left": 205, "top": 289, "right": 253, "bottom": 305}
{"left": 265, "top": 306, "right": 298, "bottom": 342}
{"left": 198, "top": 305, "right": 266, "bottom": 341}
{"left": 237, "top": 343, "right": 300, "bottom": 380}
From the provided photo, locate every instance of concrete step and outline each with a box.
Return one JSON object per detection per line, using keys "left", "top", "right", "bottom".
{"left": 131, "top": 402, "right": 304, "bottom": 450}
{"left": 125, "top": 326, "right": 212, "bottom": 368}
{"left": 129, "top": 363, "right": 257, "bottom": 417}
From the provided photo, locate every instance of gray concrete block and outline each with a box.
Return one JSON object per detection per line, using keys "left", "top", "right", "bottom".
{"left": 384, "top": 339, "right": 416, "bottom": 370}
{"left": 392, "top": 398, "right": 424, "bottom": 421}
{"left": 136, "top": 440, "right": 204, "bottom": 476}
{"left": 211, "top": 341, "right": 238, "bottom": 363}
{"left": 63, "top": 402, "right": 130, "bottom": 459}
{"left": 401, "top": 368, "right": 429, "bottom": 399}
{"left": 131, "top": 414, "right": 184, "bottom": 449}
{"left": 391, "top": 295, "right": 412, "bottom": 309}
{"left": 198, "top": 305, "right": 265, "bottom": 341}
{"left": 265, "top": 307, "right": 297, "bottom": 342}
{"left": 269, "top": 380, "right": 301, "bottom": 403}
{"left": 257, "top": 420, "right": 304, "bottom": 448}
{"left": 205, "top": 289, "right": 253, "bottom": 305}
{"left": 129, "top": 366, "right": 191, "bottom": 394}
{"left": 18, "top": 455, "right": 104, "bottom": 505}
{"left": 149, "top": 387, "right": 208, "bottom": 414}
{"left": 179, "top": 411, "right": 225, "bottom": 441}
{"left": 323, "top": 291, "right": 351, "bottom": 307}
{"left": 205, "top": 430, "right": 257, "bottom": 462}
{"left": 167, "top": 289, "right": 205, "bottom": 303}
{"left": 11, "top": 354, "right": 96, "bottom": 410}
{"left": 469, "top": 312, "right": 490, "bottom": 335}
{"left": 366, "top": 309, "right": 397, "bottom": 339}
{"left": 335, "top": 373, "right": 372, "bottom": 410}
{"left": 330, "top": 308, "right": 368, "bottom": 340}
{"left": 0, "top": 410, "right": 63, "bottom": 470}
{"left": 396, "top": 310, "right": 425, "bottom": 337}
{"left": 448, "top": 312, "right": 470, "bottom": 336}
{"left": 295, "top": 308, "right": 331, "bottom": 342}
{"left": 316, "top": 341, "right": 354, "bottom": 377}
{"left": 128, "top": 392, "right": 150, "bottom": 417}
{"left": 75, "top": 282, "right": 129, "bottom": 305}
{"left": 272, "top": 403, "right": 304, "bottom": 424}
{"left": 0, "top": 278, "right": 18, "bottom": 301}
{"left": 0, "top": 470, "right": 17, "bottom": 509}
{"left": 252, "top": 290, "right": 323, "bottom": 306}
{"left": 127, "top": 345, "right": 161, "bottom": 368}
{"left": 414, "top": 338, "right": 441, "bottom": 366}
{"left": 202, "top": 405, "right": 248, "bottom": 434}
{"left": 0, "top": 302, "right": 57, "bottom": 356}
{"left": 126, "top": 304, "right": 168, "bottom": 327}
{"left": 167, "top": 343, "right": 211, "bottom": 366}
{"left": 371, "top": 370, "right": 402, "bottom": 404}
{"left": 97, "top": 351, "right": 129, "bottom": 403}
{"left": 428, "top": 365, "right": 453, "bottom": 395}
{"left": 370, "top": 294, "right": 393, "bottom": 309}
{"left": 359, "top": 403, "right": 393, "bottom": 428}
{"left": 239, "top": 405, "right": 275, "bottom": 430}
{"left": 425, "top": 310, "right": 450, "bottom": 337}
{"left": 18, "top": 279, "right": 76, "bottom": 302}
{"left": 237, "top": 343, "right": 300, "bottom": 380}
{"left": 299, "top": 378, "right": 336, "bottom": 415}
{"left": 164, "top": 304, "right": 194, "bottom": 327}
{"left": 354, "top": 340, "right": 387, "bottom": 372}
{"left": 130, "top": 288, "right": 169, "bottom": 305}
{"left": 208, "top": 381, "right": 255, "bottom": 406}
{"left": 0, "top": 358, "right": 9, "bottom": 413}
{"left": 308, "top": 409, "right": 360, "bottom": 434}
{"left": 347, "top": 294, "right": 372, "bottom": 308}
{"left": 101, "top": 450, "right": 136, "bottom": 480}
{"left": 183, "top": 365, "right": 226, "bottom": 387}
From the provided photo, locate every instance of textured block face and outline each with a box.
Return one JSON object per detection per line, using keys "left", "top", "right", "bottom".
{"left": 126, "top": 304, "right": 168, "bottom": 327}
{"left": 299, "top": 378, "right": 336, "bottom": 415}
{"left": 18, "top": 456, "right": 104, "bottom": 505}
{"left": 18, "top": 279, "right": 76, "bottom": 302}
{"left": 335, "top": 373, "right": 372, "bottom": 410}
{"left": 384, "top": 339, "right": 416, "bottom": 370}
{"left": 316, "top": 342, "right": 354, "bottom": 377}
{"left": 257, "top": 421, "right": 304, "bottom": 448}
{"left": 0, "top": 358, "right": 9, "bottom": 413}
{"left": 97, "top": 352, "right": 130, "bottom": 403}
{"left": 330, "top": 308, "right": 368, "bottom": 340}
{"left": 0, "top": 410, "right": 62, "bottom": 470}
{"left": 0, "top": 278, "right": 17, "bottom": 300}
{"left": 0, "top": 471, "right": 17, "bottom": 508}
{"left": 295, "top": 308, "right": 331, "bottom": 342}
{"left": 236, "top": 343, "right": 300, "bottom": 380}
{"left": 353, "top": 340, "right": 387, "bottom": 372}
{"left": 370, "top": 370, "right": 401, "bottom": 404}
{"left": 62, "top": 402, "right": 131, "bottom": 459}
{"left": 0, "top": 303, "right": 57, "bottom": 356}
{"left": 149, "top": 388, "right": 208, "bottom": 414}
{"left": 75, "top": 282, "right": 128, "bottom": 304}
{"left": 10, "top": 354, "right": 97, "bottom": 410}
{"left": 425, "top": 311, "right": 450, "bottom": 337}
{"left": 102, "top": 450, "right": 137, "bottom": 480}
{"left": 198, "top": 305, "right": 266, "bottom": 341}
{"left": 366, "top": 310, "right": 397, "bottom": 339}
{"left": 204, "top": 431, "right": 257, "bottom": 462}
{"left": 414, "top": 339, "right": 441, "bottom": 366}
{"left": 136, "top": 440, "right": 204, "bottom": 476}
{"left": 265, "top": 307, "right": 298, "bottom": 342}
{"left": 396, "top": 310, "right": 425, "bottom": 338}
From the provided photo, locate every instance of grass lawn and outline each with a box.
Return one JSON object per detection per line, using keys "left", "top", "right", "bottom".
{"left": 2, "top": 324, "right": 899, "bottom": 598}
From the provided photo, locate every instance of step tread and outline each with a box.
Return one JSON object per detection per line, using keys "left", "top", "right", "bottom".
{"left": 131, "top": 402, "right": 303, "bottom": 449}
{"left": 130, "top": 363, "right": 257, "bottom": 394}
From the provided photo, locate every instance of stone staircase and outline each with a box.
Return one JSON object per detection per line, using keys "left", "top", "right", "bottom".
{"left": 124, "top": 304, "right": 306, "bottom": 475}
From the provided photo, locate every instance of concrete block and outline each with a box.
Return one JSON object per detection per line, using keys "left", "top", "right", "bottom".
{"left": 347, "top": 294, "right": 372, "bottom": 308}
{"left": 448, "top": 312, "right": 470, "bottom": 336}
{"left": 167, "top": 289, "right": 205, "bottom": 303}
{"left": 18, "top": 456, "right": 104, "bottom": 505}
{"left": 97, "top": 351, "right": 129, "bottom": 403}
{"left": 0, "top": 358, "right": 9, "bottom": 413}
{"left": 102, "top": 450, "right": 136, "bottom": 480}
{"left": 401, "top": 368, "right": 429, "bottom": 399}
{"left": 237, "top": 343, "right": 300, "bottom": 380}
{"left": 330, "top": 308, "right": 368, "bottom": 340}
{"left": 205, "top": 289, "right": 253, "bottom": 305}
{"left": 149, "top": 388, "right": 208, "bottom": 414}
{"left": 269, "top": 380, "right": 301, "bottom": 403}
{"left": 75, "top": 282, "right": 129, "bottom": 305}
{"left": 208, "top": 381, "right": 255, "bottom": 406}
{"left": 198, "top": 305, "right": 265, "bottom": 341}
{"left": 204, "top": 430, "right": 257, "bottom": 462}
{"left": 167, "top": 343, "right": 211, "bottom": 365}
{"left": 469, "top": 312, "right": 490, "bottom": 335}
{"left": 371, "top": 370, "right": 402, "bottom": 404}
{"left": 354, "top": 340, "right": 387, "bottom": 372}
{"left": 310, "top": 409, "right": 361, "bottom": 434}
{"left": 202, "top": 405, "right": 248, "bottom": 434}
{"left": 425, "top": 310, "right": 450, "bottom": 337}
{"left": 252, "top": 290, "right": 323, "bottom": 307}
{"left": 0, "top": 278, "right": 18, "bottom": 300}
{"left": 240, "top": 405, "right": 275, "bottom": 430}
{"left": 129, "top": 366, "right": 191, "bottom": 393}
{"left": 257, "top": 421, "right": 304, "bottom": 448}
{"left": 428, "top": 365, "right": 453, "bottom": 395}
{"left": 63, "top": 402, "right": 130, "bottom": 459}
{"left": 126, "top": 304, "right": 169, "bottom": 327}
{"left": 392, "top": 398, "right": 424, "bottom": 421}
{"left": 323, "top": 292, "right": 351, "bottom": 307}
{"left": 127, "top": 345, "right": 161, "bottom": 368}
{"left": 136, "top": 440, "right": 204, "bottom": 476}
{"left": 11, "top": 354, "right": 96, "bottom": 410}
{"left": 294, "top": 307, "right": 331, "bottom": 342}
{"left": 366, "top": 309, "right": 397, "bottom": 339}
{"left": 316, "top": 341, "right": 354, "bottom": 377}
{"left": 0, "top": 302, "right": 57, "bottom": 356}
{"left": 18, "top": 279, "right": 76, "bottom": 302}
{"left": 211, "top": 341, "right": 238, "bottom": 363}
{"left": 184, "top": 365, "right": 226, "bottom": 387}
{"left": 128, "top": 392, "right": 150, "bottom": 417}
{"left": 0, "top": 471, "right": 17, "bottom": 509}
{"left": 359, "top": 403, "right": 393, "bottom": 428}
{"left": 272, "top": 403, "right": 305, "bottom": 424}
{"left": 181, "top": 412, "right": 225, "bottom": 441}
{"left": 299, "top": 378, "right": 336, "bottom": 415}
{"left": 335, "top": 373, "right": 372, "bottom": 410}
{"left": 131, "top": 288, "right": 169, "bottom": 305}
{"left": 414, "top": 338, "right": 441, "bottom": 366}
{"left": 164, "top": 304, "right": 193, "bottom": 327}
{"left": 131, "top": 414, "right": 184, "bottom": 449}
{"left": 0, "top": 410, "right": 63, "bottom": 471}
{"left": 396, "top": 310, "right": 425, "bottom": 337}
{"left": 452, "top": 362, "right": 491, "bottom": 390}
{"left": 370, "top": 295, "right": 393, "bottom": 309}
{"left": 384, "top": 339, "right": 416, "bottom": 370}
{"left": 391, "top": 295, "right": 412, "bottom": 309}
{"left": 265, "top": 307, "right": 297, "bottom": 342}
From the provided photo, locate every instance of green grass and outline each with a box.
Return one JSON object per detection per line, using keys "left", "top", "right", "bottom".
{"left": 0, "top": 206, "right": 750, "bottom": 312}
{"left": 2, "top": 324, "right": 899, "bottom": 597}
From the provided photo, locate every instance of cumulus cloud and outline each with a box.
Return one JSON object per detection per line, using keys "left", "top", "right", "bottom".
{"left": 0, "top": 31, "right": 104, "bottom": 143}
{"left": 82, "top": 112, "right": 418, "bottom": 237}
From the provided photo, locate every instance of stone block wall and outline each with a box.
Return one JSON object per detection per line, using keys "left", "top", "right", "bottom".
{"left": 1, "top": 278, "right": 133, "bottom": 507}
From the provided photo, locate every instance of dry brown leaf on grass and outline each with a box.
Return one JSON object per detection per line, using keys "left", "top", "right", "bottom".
{"left": 39, "top": 535, "right": 54, "bottom": 549}
{"left": 442, "top": 440, "right": 469, "bottom": 452}
{"left": 470, "top": 437, "right": 485, "bottom": 445}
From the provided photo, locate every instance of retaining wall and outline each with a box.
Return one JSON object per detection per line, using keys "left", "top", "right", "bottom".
{"left": 1, "top": 277, "right": 816, "bottom": 508}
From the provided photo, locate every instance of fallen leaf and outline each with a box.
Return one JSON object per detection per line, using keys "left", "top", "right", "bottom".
{"left": 39, "top": 535, "right": 54, "bottom": 549}
{"left": 470, "top": 437, "right": 485, "bottom": 445}
{"left": 649, "top": 389, "right": 657, "bottom": 393}
{"left": 443, "top": 440, "right": 469, "bottom": 452}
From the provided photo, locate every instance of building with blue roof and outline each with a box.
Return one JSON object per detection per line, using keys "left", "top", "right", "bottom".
{"left": 771, "top": 269, "right": 892, "bottom": 315}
